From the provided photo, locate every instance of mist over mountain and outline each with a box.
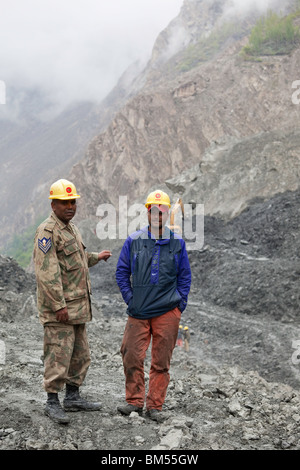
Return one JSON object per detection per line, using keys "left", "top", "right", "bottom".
{"left": 67, "top": 0, "right": 300, "bottom": 241}
{"left": 0, "top": 0, "right": 183, "bottom": 116}
{"left": 0, "top": 0, "right": 299, "bottom": 253}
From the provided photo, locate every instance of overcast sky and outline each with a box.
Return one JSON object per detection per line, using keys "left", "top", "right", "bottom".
{"left": 0, "top": 0, "right": 288, "bottom": 118}
{"left": 0, "top": 0, "right": 183, "bottom": 114}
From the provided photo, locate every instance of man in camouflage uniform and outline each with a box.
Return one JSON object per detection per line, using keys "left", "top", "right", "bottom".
{"left": 34, "top": 178, "right": 111, "bottom": 424}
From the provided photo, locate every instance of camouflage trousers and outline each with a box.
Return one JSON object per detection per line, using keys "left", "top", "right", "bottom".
{"left": 43, "top": 323, "right": 91, "bottom": 393}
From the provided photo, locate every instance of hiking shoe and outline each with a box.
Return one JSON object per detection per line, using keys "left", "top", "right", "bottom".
{"left": 117, "top": 404, "right": 143, "bottom": 416}
{"left": 145, "top": 409, "right": 165, "bottom": 423}
{"left": 44, "top": 399, "right": 70, "bottom": 424}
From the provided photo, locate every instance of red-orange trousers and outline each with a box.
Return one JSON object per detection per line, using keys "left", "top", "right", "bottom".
{"left": 120, "top": 307, "right": 181, "bottom": 411}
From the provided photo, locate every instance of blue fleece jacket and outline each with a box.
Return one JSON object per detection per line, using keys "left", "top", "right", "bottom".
{"left": 115, "top": 226, "right": 191, "bottom": 319}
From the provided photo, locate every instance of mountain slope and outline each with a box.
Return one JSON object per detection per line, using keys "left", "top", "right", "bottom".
{"left": 70, "top": 18, "right": 300, "bottom": 233}
{"left": 2, "top": 0, "right": 300, "bottom": 256}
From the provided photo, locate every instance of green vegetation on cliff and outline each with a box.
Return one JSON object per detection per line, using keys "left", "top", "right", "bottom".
{"left": 242, "top": 9, "right": 300, "bottom": 59}
{"left": 4, "top": 216, "right": 45, "bottom": 268}
{"left": 176, "top": 21, "right": 247, "bottom": 73}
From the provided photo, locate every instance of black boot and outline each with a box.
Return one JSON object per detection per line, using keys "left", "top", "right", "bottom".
{"left": 44, "top": 393, "right": 70, "bottom": 424}
{"left": 63, "top": 384, "right": 102, "bottom": 412}
{"left": 117, "top": 403, "right": 143, "bottom": 416}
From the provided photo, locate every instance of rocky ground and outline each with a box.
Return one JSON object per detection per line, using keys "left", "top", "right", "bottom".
{"left": 0, "top": 188, "right": 300, "bottom": 454}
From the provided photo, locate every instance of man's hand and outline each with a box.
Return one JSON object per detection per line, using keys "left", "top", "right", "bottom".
{"left": 98, "top": 250, "right": 112, "bottom": 262}
{"left": 56, "top": 306, "right": 69, "bottom": 322}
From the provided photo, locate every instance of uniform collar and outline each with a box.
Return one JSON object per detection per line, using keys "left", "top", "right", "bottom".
{"left": 50, "top": 211, "right": 72, "bottom": 230}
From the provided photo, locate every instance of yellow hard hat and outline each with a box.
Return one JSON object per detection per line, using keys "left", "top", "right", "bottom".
{"left": 184, "top": 326, "right": 189, "bottom": 330}
{"left": 49, "top": 179, "right": 80, "bottom": 200}
{"left": 145, "top": 189, "right": 171, "bottom": 210}
{"left": 179, "top": 325, "right": 183, "bottom": 329}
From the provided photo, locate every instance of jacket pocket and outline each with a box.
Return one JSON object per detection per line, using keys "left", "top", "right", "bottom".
{"left": 64, "top": 288, "right": 87, "bottom": 301}
{"left": 60, "top": 239, "right": 82, "bottom": 271}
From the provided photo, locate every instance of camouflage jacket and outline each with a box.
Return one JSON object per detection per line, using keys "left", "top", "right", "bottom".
{"left": 33, "top": 211, "right": 99, "bottom": 325}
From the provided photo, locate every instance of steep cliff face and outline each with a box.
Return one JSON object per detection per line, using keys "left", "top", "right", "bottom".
{"left": 166, "top": 129, "right": 300, "bottom": 219}
{"left": 150, "top": 0, "right": 225, "bottom": 67}
{"left": 149, "top": 0, "right": 292, "bottom": 69}
{"left": 71, "top": 88, "right": 209, "bottom": 219}
{"left": 2, "top": 0, "right": 300, "bottom": 252}
{"left": 72, "top": 32, "right": 300, "bottom": 227}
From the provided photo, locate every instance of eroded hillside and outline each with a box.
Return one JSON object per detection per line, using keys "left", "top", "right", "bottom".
{"left": 1, "top": 186, "right": 300, "bottom": 450}
{"left": 70, "top": 10, "right": 300, "bottom": 231}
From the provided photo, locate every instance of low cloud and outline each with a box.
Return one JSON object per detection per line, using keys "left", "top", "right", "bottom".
{"left": 0, "top": 0, "right": 183, "bottom": 118}
{"left": 222, "top": 0, "right": 291, "bottom": 19}
{"left": 0, "top": 0, "right": 293, "bottom": 120}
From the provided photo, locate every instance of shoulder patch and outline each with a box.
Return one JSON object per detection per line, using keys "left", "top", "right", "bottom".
{"left": 38, "top": 237, "right": 52, "bottom": 254}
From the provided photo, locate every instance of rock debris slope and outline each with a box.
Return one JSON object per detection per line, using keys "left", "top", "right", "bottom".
{"left": 1, "top": 186, "right": 300, "bottom": 450}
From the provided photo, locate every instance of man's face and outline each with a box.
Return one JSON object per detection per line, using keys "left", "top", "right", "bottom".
{"left": 148, "top": 206, "right": 169, "bottom": 232}
{"left": 51, "top": 199, "right": 77, "bottom": 224}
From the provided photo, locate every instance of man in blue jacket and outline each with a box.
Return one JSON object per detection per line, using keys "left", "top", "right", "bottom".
{"left": 116, "top": 189, "right": 191, "bottom": 422}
